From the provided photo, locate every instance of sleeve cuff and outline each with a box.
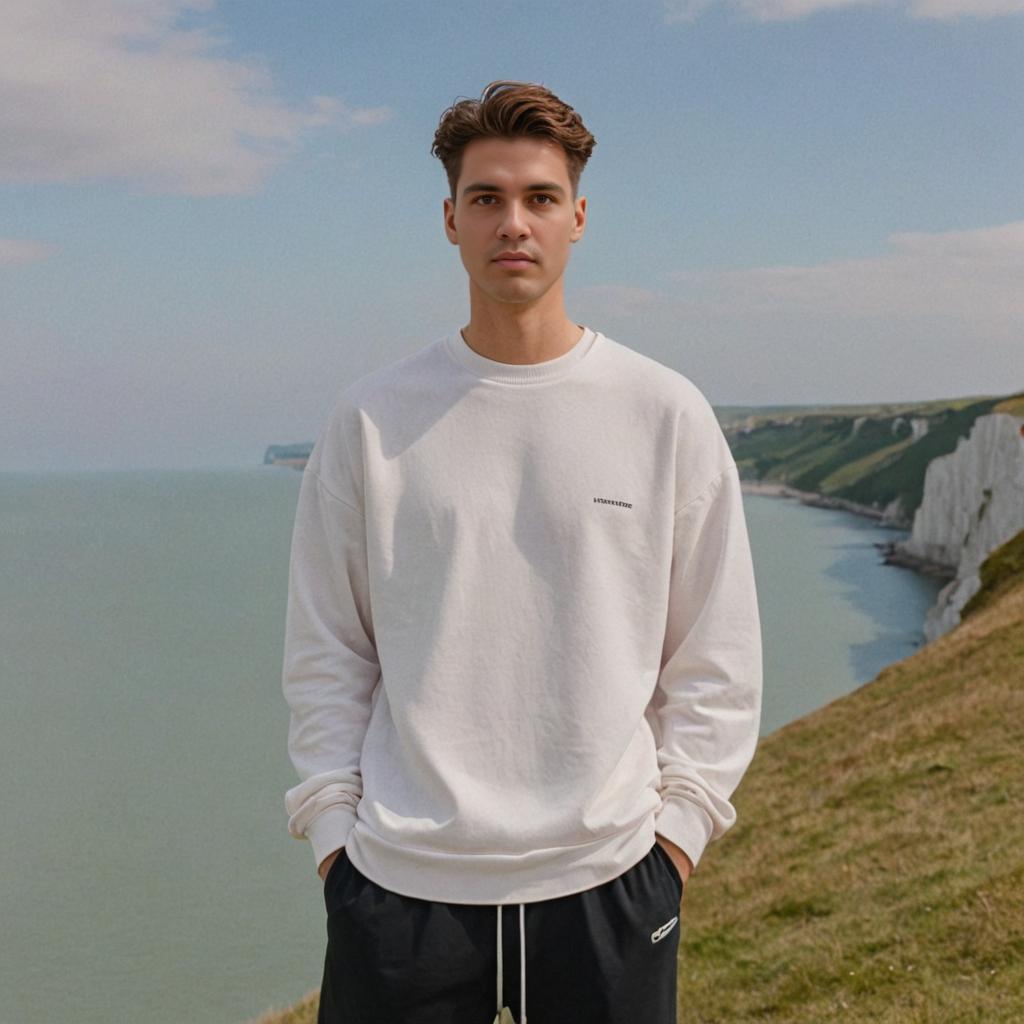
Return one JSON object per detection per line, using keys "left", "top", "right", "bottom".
{"left": 304, "top": 807, "right": 358, "bottom": 874}
{"left": 654, "top": 797, "right": 715, "bottom": 871}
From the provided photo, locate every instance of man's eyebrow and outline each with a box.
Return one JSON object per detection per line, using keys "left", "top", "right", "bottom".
{"left": 461, "top": 181, "right": 566, "bottom": 197}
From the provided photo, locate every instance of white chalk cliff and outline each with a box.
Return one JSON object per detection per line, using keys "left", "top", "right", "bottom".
{"left": 895, "top": 412, "right": 1024, "bottom": 642}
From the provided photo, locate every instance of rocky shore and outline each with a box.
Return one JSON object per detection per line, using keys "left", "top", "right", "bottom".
{"left": 739, "top": 479, "right": 957, "bottom": 582}
{"left": 740, "top": 479, "right": 893, "bottom": 524}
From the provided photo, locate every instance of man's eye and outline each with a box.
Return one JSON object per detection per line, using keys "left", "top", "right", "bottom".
{"left": 473, "top": 195, "right": 555, "bottom": 205}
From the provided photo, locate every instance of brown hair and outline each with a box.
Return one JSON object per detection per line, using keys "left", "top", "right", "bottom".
{"left": 431, "top": 80, "right": 596, "bottom": 203}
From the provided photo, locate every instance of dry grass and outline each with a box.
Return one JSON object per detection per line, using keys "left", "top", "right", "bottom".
{"left": 247, "top": 988, "right": 318, "bottom": 1024}
{"left": 677, "top": 578, "right": 1024, "bottom": 1022}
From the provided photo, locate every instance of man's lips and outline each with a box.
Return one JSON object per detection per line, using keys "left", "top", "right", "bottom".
{"left": 493, "top": 255, "right": 536, "bottom": 268}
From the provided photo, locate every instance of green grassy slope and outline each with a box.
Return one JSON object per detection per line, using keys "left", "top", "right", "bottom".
{"left": 674, "top": 531, "right": 1024, "bottom": 1023}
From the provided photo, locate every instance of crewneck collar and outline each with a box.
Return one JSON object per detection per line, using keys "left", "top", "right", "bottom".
{"left": 443, "top": 324, "right": 601, "bottom": 385}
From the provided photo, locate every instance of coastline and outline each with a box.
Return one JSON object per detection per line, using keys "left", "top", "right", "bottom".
{"left": 739, "top": 479, "right": 889, "bottom": 522}
{"left": 739, "top": 479, "right": 956, "bottom": 581}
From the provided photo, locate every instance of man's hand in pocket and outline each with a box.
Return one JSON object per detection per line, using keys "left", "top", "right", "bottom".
{"left": 655, "top": 834, "right": 692, "bottom": 889}
{"left": 318, "top": 847, "right": 343, "bottom": 882}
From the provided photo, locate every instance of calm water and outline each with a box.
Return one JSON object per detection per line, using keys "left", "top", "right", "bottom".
{"left": 0, "top": 468, "right": 943, "bottom": 1024}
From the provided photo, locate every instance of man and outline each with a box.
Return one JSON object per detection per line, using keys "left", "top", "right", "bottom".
{"left": 282, "top": 80, "right": 763, "bottom": 1024}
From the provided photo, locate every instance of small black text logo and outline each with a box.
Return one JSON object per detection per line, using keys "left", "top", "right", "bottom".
{"left": 593, "top": 496, "right": 632, "bottom": 508}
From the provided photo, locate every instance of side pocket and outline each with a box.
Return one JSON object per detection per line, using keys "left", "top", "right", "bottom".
{"left": 322, "top": 847, "right": 349, "bottom": 900}
{"left": 652, "top": 841, "right": 684, "bottom": 902}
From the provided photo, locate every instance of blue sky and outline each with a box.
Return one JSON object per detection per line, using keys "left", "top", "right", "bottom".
{"left": 2, "top": 0, "right": 1022, "bottom": 471}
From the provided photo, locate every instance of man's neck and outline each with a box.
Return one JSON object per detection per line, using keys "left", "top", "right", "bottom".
{"left": 459, "top": 316, "right": 585, "bottom": 366}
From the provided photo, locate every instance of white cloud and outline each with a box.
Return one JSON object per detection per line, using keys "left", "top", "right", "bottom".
{"left": 664, "top": 0, "right": 718, "bottom": 19}
{"left": 571, "top": 284, "right": 662, "bottom": 316}
{"left": 664, "top": 0, "right": 1024, "bottom": 20}
{"left": 666, "top": 220, "right": 1024, "bottom": 320}
{"left": 908, "top": 0, "right": 1024, "bottom": 15}
{"left": 568, "top": 218, "right": 1022, "bottom": 405}
{"left": 0, "top": 238, "right": 60, "bottom": 265}
{"left": 0, "top": 0, "right": 393, "bottom": 197}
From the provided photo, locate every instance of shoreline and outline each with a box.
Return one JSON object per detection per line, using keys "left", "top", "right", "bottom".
{"left": 739, "top": 479, "right": 892, "bottom": 523}
{"left": 739, "top": 479, "right": 956, "bottom": 581}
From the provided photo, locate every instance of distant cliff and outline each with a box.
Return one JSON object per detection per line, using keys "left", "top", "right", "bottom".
{"left": 893, "top": 408, "right": 1024, "bottom": 641}
{"left": 264, "top": 442, "right": 312, "bottom": 470}
{"left": 723, "top": 390, "right": 1024, "bottom": 641}
{"left": 723, "top": 395, "right": 1020, "bottom": 531}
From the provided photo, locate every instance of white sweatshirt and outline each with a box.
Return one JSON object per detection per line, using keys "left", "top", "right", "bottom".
{"left": 282, "top": 324, "right": 763, "bottom": 905}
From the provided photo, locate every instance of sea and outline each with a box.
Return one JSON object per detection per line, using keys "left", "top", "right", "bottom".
{"left": 0, "top": 466, "right": 944, "bottom": 1024}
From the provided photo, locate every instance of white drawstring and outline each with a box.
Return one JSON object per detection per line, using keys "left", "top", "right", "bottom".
{"left": 521, "top": 902, "right": 526, "bottom": 1024}
{"left": 495, "top": 906, "right": 502, "bottom": 1018}
{"left": 494, "top": 903, "right": 527, "bottom": 1024}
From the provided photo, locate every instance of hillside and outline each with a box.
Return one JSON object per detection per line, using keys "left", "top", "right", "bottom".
{"left": 668, "top": 528, "right": 1024, "bottom": 1022}
{"left": 720, "top": 390, "right": 1024, "bottom": 530}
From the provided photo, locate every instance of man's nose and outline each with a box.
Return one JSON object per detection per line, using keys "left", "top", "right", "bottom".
{"left": 498, "top": 201, "right": 530, "bottom": 237}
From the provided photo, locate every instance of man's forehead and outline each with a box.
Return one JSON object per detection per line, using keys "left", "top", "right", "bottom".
{"left": 463, "top": 136, "right": 564, "bottom": 164}
{"left": 459, "top": 138, "right": 570, "bottom": 187}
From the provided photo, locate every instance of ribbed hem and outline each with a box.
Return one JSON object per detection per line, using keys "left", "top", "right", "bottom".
{"left": 343, "top": 811, "right": 658, "bottom": 905}
{"left": 443, "top": 324, "right": 601, "bottom": 385}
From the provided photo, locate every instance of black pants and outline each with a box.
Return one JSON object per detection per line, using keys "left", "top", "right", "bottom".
{"left": 317, "top": 840, "right": 684, "bottom": 1024}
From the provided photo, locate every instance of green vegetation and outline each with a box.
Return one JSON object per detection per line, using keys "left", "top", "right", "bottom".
{"left": 722, "top": 390, "right": 1024, "bottom": 527}
{"left": 960, "top": 527, "right": 1024, "bottom": 622}
{"left": 667, "top": 529, "right": 1024, "bottom": 1022}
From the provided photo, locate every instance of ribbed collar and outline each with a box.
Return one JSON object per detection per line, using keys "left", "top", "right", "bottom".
{"left": 443, "top": 324, "right": 601, "bottom": 385}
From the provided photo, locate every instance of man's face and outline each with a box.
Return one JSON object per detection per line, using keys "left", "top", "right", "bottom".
{"left": 443, "top": 136, "right": 586, "bottom": 310}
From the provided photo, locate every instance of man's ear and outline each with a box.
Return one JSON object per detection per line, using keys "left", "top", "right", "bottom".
{"left": 443, "top": 197, "right": 458, "bottom": 245}
{"left": 571, "top": 195, "right": 587, "bottom": 243}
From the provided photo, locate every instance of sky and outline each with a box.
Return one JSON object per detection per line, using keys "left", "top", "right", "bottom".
{"left": 2, "top": 0, "right": 1022, "bottom": 472}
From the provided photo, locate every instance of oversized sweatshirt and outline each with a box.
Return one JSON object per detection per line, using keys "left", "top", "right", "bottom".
{"left": 281, "top": 324, "right": 763, "bottom": 905}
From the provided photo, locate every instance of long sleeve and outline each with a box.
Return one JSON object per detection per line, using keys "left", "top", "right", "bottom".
{"left": 652, "top": 459, "right": 763, "bottom": 872}
{"left": 281, "top": 399, "right": 381, "bottom": 874}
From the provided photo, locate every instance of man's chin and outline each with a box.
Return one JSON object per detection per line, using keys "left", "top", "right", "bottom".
{"left": 480, "top": 287, "right": 544, "bottom": 306}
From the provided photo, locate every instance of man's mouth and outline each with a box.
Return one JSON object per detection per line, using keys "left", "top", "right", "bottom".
{"left": 493, "top": 254, "right": 536, "bottom": 269}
